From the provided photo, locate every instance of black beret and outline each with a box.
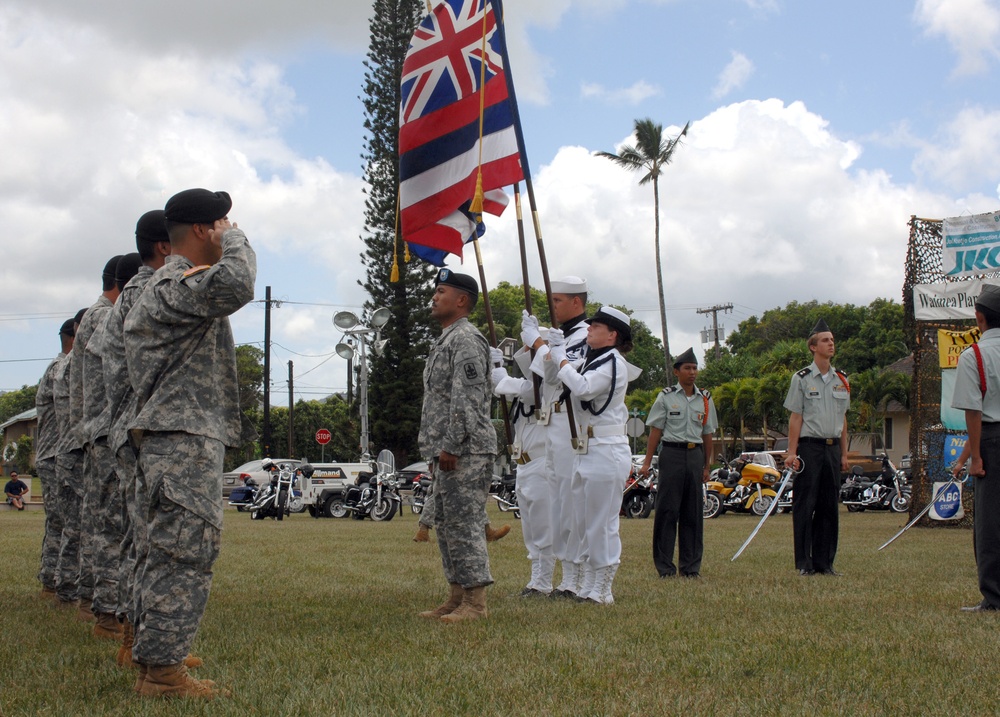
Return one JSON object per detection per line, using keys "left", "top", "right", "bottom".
{"left": 102, "top": 255, "right": 124, "bottom": 282}
{"left": 59, "top": 319, "right": 76, "bottom": 337}
{"left": 115, "top": 253, "right": 143, "bottom": 287}
{"left": 435, "top": 268, "right": 478, "bottom": 302}
{"left": 163, "top": 188, "right": 232, "bottom": 224}
{"left": 809, "top": 318, "right": 831, "bottom": 337}
{"left": 74, "top": 308, "right": 87, "bottom": 325}
{"left": 135, "top": 209, "right": 168, "bottom": 247}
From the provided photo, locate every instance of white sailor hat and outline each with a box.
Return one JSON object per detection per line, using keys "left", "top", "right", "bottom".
{"left": 550, "top": 276, "right": 588, "bottom": 294}
{"left": 586, "top": 306, "right": 631, "bottom": 341}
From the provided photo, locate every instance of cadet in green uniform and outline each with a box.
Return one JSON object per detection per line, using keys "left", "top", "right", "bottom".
{"left": 952, "top": 284, "right": 1000, "bottom": 611}
{"left": 641, "top": 347, "right": 717, "bottom": 578}
{"left": 783, "top": 319, "right": 850, "bottom": 576}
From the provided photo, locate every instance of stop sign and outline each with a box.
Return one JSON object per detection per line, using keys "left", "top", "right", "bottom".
{"left": 315, "top": 428, "right": 332, "bottom": 445}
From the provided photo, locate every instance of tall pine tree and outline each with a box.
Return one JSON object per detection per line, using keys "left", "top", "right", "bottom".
{"left": 359, "top": 0, "right": 434, "bottom": 464}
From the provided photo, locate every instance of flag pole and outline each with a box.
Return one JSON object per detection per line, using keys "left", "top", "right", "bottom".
{"left": 489, "top": 0, "right": 581, "bottom": 449}
{"left": 514, "top": 183, "right": 543, "bottom": 415}
{"left": 472, "top": 238, "right": 514, "bottom": 452}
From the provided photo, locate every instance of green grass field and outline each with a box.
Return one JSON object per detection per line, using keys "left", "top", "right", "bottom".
{"left": 0, "top": 503, "right": 995, "bottom": 716}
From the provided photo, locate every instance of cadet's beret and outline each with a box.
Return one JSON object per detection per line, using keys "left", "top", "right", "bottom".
{"left": 115, "top": 253, "right": 143, "bottom": 287}
{"left": 163, "top": 189, "right": 232, "bottom": 224}
{"left": 102, "top": 255, "right": 124, "bottom": 282}
{"left": 977, "top": 284, "right": 1000, "bottom": 314}
{"left": 59, "top": 319, "right": 76, "bottom": 337}
{"left": 587, "top": 306, "right": 631, "bottom": 341}
{"left": 551, "top": 275, "right": 588, "bottom": 294}
{"left": 809, "top": 318, "right": 832, "bottom": 337}
{"left": 673, "top": 346, "right": 698, "bottom": 368}
{"left": 74, "top": 308, "right": 87, "bottom": 325}
{"left": 135, "top": 209, "right": 168, "bottom": 247}
{"left": 435, "top": 268, "right": 478, "bottom": 302}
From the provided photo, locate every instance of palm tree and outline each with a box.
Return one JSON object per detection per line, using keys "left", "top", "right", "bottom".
{"left": 597, "top": 118, "right": 689, "bottom": 377}
{"left": 849, "top": 368, "right": 911, "bottom": 451}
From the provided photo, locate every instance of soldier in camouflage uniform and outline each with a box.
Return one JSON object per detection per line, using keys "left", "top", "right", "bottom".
{"left": 72, "top": 255, "right": 123, "bottom": 622}
{"left": 125, "top": 189, "right": 255, "bottom": 699}
{"left": 417, "top": 269, "right": 496, "bottom": 623}
{"left": 53, "top": 308, "right": 89, "bottom": 608}
{"left": 103, "top": 212, "right": 172, "bottom": 668}
{"left": 34, "top": 318, "right": 75, "bottom": 600}
{"left": 85, "top": 255, "right": 137, "bottom": 640}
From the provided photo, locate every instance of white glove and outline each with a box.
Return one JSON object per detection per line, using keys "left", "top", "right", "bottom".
{"left": 549, "top": 344, "right": 567, "bottom": 365}
{"left": 520, "top": 310, "right": 541, "bottom": 347}
{"left": 547, "top": 328, "right": 565, "bottom": 348}
{"left": 491, "top": 366, "right": 508, "bottom": 387}
{"left": 489, "top": 346, "right": 503, "bottom": 367}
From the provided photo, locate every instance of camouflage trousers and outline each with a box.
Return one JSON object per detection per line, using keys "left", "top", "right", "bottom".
{"left": 418, "top": 475, "right": 489, "bottom": 530}
{"left": 115, "top": 445, "right": 138, "bottom": 623}
{"left": 89, "top": 437, "right": 123, "bottom": 615}
{"left": 79, "top": 443, "right": 99, "bottom": 603}
{"left": 433, "top": 454, "right": 494, "bottom": 588}
{"left": 36, "top": 456, "right": 62, "bottom": 590}
{"left": 54, "top": 449, "right": 84, "bottom": 602}
{"left": 133, "top": 432, "right": 224, "bottom": 667}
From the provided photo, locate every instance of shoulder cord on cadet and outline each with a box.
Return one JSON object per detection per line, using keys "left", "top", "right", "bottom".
{"left": 578, "top": 351, "right": 617, "bottom": 416}
{"left": 973, "top": 344, "right": 987, "bottom": 398}
{"left": 835, "top": 369, "right": 850, "bottom": 394}
{"left": 508, "top": 397, "right": 536, "bottom": 425}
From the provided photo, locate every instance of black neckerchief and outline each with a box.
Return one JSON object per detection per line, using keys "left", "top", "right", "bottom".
{"left": 560, "top": 314, "right": 587, "bottom": 334}
{"left": 559, "top": 346, "right": 618, "bottom": 414}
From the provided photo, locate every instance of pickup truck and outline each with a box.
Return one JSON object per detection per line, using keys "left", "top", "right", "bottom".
{"left": 301, "top": 462, "right": 373, "bottom": 518}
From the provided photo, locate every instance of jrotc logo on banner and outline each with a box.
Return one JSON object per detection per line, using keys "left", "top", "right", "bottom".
{"left": 930, "top": 481, "right": 964, "bottom": 521}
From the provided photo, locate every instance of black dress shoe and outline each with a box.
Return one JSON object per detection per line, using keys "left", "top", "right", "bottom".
{"left": 549, "top": 589, "right": 577, "bottom": 600}
{"left": 961, "top": 603, "right": 999, "bottom": 612}
{"left": 518, "top": 587, "right": 547, "bottom": 598}
{"left": 798, "top": 569, "right": 816, "bottom": 576}
{"left": 818, "top": 569, "right": 842, "bottom": 576}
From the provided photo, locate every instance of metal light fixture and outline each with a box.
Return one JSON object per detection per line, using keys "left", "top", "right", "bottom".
{"left": 333, "top": 307, "right": 389, "bottom": 462}
{"left": 333, "top": 311, "right": 359, "bottom": 331}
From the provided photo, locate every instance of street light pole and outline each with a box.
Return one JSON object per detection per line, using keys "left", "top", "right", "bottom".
{"left": 334, "top": 308, "right": 390, "bottom": 463}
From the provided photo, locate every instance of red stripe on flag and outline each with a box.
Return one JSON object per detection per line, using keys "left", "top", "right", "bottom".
{"left": 399, "top": 75, "right": 510, "bottom": 153}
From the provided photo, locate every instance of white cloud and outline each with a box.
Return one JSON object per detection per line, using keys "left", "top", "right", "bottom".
{"left": 914, "top": 0, "right": 1000, "bottom": 75}
{"left": 712, "top": 51, "right": 755, "bottom": 99}
{"left": 580, "top": 80, "right": 661, "bottom": 105}
{"left": 912, "top": 106, "right": 1000, "bottom": 194}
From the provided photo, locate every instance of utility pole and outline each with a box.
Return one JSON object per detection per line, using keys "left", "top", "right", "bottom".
{"left": 287, "top": 360, "right": 294, "bottom": 458}
{"left": 262, "top": 285, "right": 272, "bottom": 458}
{"left": 697, "top": 303, "right": 733, "bottom": 360}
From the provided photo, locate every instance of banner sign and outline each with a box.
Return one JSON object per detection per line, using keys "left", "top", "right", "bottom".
{"left": 942, "top": 211, "right": 1000, "bottom": 279}
{"left": 929, "top": 481, "right": 964, "bottom": 521}
{"left": 944, "top": 434, "right": 967, "bottom": 467}
{"left": 938, "top": 328, "right": 981, "bottom": 368}
{"left": 913, "top": 277, "right": 1000, "bottom": 320}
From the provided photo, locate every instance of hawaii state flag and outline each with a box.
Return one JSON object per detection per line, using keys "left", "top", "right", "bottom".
{"left": 399, "top": 0, "right": 523, "bottom": 261}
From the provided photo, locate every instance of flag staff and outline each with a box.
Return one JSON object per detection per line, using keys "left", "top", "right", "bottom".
{"left": 471, "top": 238, "right": 514, "bottom": 451}
{"left": 489, "top": 0, "right": 581, "bottom": 449}
{"left": 514, "top": 183, "right": 543, "bottom": 415}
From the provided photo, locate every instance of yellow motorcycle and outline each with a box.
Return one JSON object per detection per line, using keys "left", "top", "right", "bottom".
{"left": 704, "top": 453, "right": 781, "bottom": 519}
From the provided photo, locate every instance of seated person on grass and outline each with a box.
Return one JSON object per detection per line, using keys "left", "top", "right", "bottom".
{"left": 4, "top": 472, "right": 28, "bottom": 511}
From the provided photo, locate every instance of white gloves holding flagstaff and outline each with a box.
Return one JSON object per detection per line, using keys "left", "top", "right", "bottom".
{"left": 489, "top": 346, "right": 503, "bottom": 367}
{"left": 548, "top": 328, "right": 566, "bottom": 365}
{"left": 520, "top": 310, "right": 541, "bottom": 348}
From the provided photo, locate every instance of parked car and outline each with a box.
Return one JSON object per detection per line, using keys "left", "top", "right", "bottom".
{"left": 397, "top": 461, "right": 430, "bottom": 490}
{"left": 222, "top": 459, "right": 300, "bottom": 500}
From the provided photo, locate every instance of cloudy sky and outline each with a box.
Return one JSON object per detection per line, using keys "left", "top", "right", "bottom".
{"left": 3, "top": 0, "right": 1000, "bottom": 413}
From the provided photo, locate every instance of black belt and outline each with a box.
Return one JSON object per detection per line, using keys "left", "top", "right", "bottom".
{"left": 799, "top": 436, "right": 838, "bottom": 446}
{"left": 661, "top": 441, "right": 702, "bottom": 450}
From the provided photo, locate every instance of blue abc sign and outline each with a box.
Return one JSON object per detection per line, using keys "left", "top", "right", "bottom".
{"left": 934, "top": 486, "right": 962, "bottom": 519}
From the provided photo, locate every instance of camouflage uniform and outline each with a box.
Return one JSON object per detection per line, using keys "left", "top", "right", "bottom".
{"left": 35, "top": 352, "right": 66, "bottom": 590}
{"left": 125, "top": 228, "right": 255, "bottom": 666}
{"left": 82, "top": 299, "right": 123, "bottom": 616}
{"left": 419, "top": 317, "right": 495, "bottom": 589}
{"left": 104, "top": 265, "right": 155, "bottom": 623}
{"left": 72, "top": 297, "right": 112, "bottom": 605}
{"left": 53, "top": 353, "right": 83, "bottom": 603}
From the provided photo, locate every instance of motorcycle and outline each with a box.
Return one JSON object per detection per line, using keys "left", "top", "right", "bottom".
{"left": 230, "top": 467, "right": 304, "bottom": 514}
{"left": 491, "top": 472, "right": 520, "bottom": 519}
{"left": 342, "top": 449, "right": 401, "bottom": 521}
{"left": 410, "top": 475, "right": 432, "bottom": 515}
{"left": 248, "top": 458, "right": 295, "bottom": 521}
{"left": 704, "top": 452, "right": 782, "bottom": 519}
{"left": 622, "top": 462, "right": 656, "bottom": 519}
{"left": 840, "top": 454, "right": 912, "bottom": 513}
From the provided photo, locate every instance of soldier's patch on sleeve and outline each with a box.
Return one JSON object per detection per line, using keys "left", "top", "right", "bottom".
{"left": 465, "top": 363, "right": 479, "bottom": 380}
{"left": 457, "top": 352, "right": 487, "bottom": 386}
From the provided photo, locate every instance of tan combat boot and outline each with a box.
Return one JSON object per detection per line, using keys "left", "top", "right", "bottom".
{"left": 138, "top": 663, "right": 226, "bottom": 700}
{"left": 76, "top": 600, "right": 95, "bottom": 622}
{"left": 40, "top": 586, "right": 57, "bottom": 602}
{"left": 184, "top": 654, "right": 204, "bottom": 668}
{"left": 418, "top": 583, "right": 463, "bottom": 619}
{"left": 485, "top": 523, "right": 510, "bottom": 542}
{"left": 116, "top": 619, "right": 135, "bottom": 667}
{"left": 93, "top": 612, "right": 123, "bottom": 640}
{"left": 133, "top": 663, "right": 148, "bottom": 694}
{"left": 413, "top": 525, "right": 430, "bottom": 542}
{"left": 440, "top": 586, "right": 488, "bottom": 623}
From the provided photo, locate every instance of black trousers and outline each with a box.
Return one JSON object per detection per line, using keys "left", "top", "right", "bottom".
{"left": 975, "top": 425, "right": 1000, "bottom": 608}
{"left": 653, "top": 444, "right": 704, "bottom": 576}
{"left": 792, "top": 442, "right": 840, "bottom": 571}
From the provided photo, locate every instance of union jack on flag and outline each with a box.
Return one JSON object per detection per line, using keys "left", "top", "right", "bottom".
{"left": 399, "top": 0, "right": 524, "bottom": 262}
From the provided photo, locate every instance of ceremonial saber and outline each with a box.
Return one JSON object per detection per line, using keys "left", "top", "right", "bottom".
{"left": 731, "top": 461, "right": 801, "bottom": 562}
{"left": 877, "top": 472, "right": 966, "bottom": 551}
